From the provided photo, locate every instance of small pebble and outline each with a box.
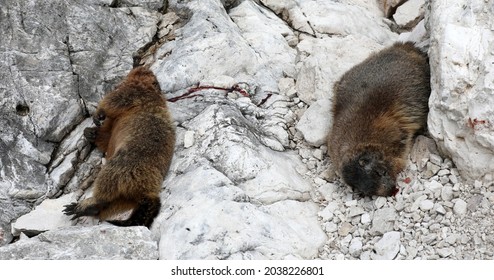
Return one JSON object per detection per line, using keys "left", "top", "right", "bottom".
{"left": 313, "top": 177, "right": 326, "bottom": 186}
{"left": 437, "top": 248, "right": 453, "bottom": 258}
{"left": 318, "top": 206, "right": 334, "bottom": 222}
{"left": 345, "top": 200, "right": 358, "bottom": 207}
{"left": 325, "top": 222, "right": 338, "bottom": 233}
{"left": 441, "top": 186, "right": 454, "bottom": 201}
{"left": 361, "top": 213, "right": 371, "bottom": 224}
{"left": 371, "top": 231, "right": 401, "bottom": 260}
{"left": 429, "top": 154, "right": 443, "bottom": 165}
{"left": 349, "top": 239, "right": 363, "bottom": 257}
{"left": 183, "top": 130, "right": 195, "bottom": 148}
{"left": 348, "top": 206, "right": 365, "bottom": 217}
{"left": 449, "top": 174, "right": 458, "bottom": 184}
{"left": 440, "top": 176, "right": 450, "bottom": 184}
{"left": 453, "top": 199, "right": 467, "bottom": 216}
{"left": 435, "top": 204, "right": 446, "bottom": 215}
{"left": 419, "top": 200, "right": 434, "bottom": 211}
{"left": 338, "top": 222, "right": 353, "bottom": 236}
{"left": 437, "top": 169, "right": 450, "bottom": 176}
{"left": 374, "top": 197, "right": 387, "bottom": 209}
{"left": 360, "top": 251, "right": 371, "bottom": 260}
{"left": 313, "top": 149, "right": 324, "bottom": 160}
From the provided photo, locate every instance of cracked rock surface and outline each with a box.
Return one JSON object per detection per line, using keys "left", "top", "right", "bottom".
{"left": 0, "top": 0, "right": 493, "bottom": 259}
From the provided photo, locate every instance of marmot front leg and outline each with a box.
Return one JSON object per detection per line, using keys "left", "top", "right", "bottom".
{"left": 93, "top": 108, "right": 106, "bottom": 127}
{"left": 84, "top": 113, "right": 113, "bottom": 153}
{"left": 84, "top": 127, "right": 98, "bottom": 143}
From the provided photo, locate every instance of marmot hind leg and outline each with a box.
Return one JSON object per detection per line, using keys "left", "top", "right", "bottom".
{"left": 107, "top": 195, "right": 161, "bottom": 228}
{"left": 63, "top": 197, "right": 110, "bottom": 220}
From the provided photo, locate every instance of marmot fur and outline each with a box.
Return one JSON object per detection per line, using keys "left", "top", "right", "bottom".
{"left": 327, "top": 42, "right": 430, "bottom": 196}
{"left": 64, "top": 66, "right": 175, "bottom": 227}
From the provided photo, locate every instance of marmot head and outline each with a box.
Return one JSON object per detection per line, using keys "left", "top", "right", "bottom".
{"left": 126, "top": 66, "right": 162, "bottom": 93}
{"left": 111, "top": 66, "right": 165, "bottom": 108}
{"left": 341, "top": 149, "right": 398, "bottom": 197}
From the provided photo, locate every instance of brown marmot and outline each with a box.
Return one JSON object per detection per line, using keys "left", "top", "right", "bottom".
{"left": 327, "top": 42, "right": 430, "bottom": 197}
{"left": 64, "top": 66, "right": 176, "bottom": 227}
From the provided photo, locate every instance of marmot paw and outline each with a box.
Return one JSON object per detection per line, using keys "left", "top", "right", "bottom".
{"left": 83, "top": 127, "right": 97, "bottom": 142}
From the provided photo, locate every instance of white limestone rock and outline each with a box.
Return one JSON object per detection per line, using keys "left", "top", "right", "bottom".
{"left": 11, "top": 193, "right": 76, "bottom": 237}
{"left": 153, "top": 101, "right": 326, "bottom": 259}
{"left": 157, "top": 167, "right": 325, "bottom": 259}
{"left": 153, "top": 0, "right": 295, "bottom": 94}
{"left": 0, "top": 225, "right": 158, "bottom": 260}
{"left": 398, "top": 19, "right": 428, "bottom": 49}
{"left": 261, "top": 0, "right": 395, "bottom": 42}
{"left": 393, "top": 0, "right": 425, "bottom": 28}
{"left": 428, "top": 0, "right": 494, "bottom": 183}
{"left": 278, "top": 78, "right": 297, "bottom": 98}
{"left": 377, "top": 0, "right": 404, "bottom": 17}
{"left": 295, "top": 35, "right": 387, "bottom": 104}
{"left": 295, "top": 98, "right": 332, "bottom": 147}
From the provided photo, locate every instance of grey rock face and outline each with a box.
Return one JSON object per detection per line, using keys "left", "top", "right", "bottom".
{"left": 0, "top": 0, "right": 160, "bottom": 246}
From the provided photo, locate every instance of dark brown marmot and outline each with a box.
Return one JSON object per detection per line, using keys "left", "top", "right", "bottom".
{"left": 327, "top": 42, "right": 430, "bottom": 197}
{"left": 64, "top": 66, "right": 176, "bottom": 227}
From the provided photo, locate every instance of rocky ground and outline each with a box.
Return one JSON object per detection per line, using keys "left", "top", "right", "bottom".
{"left": 0, "top": 0, "right": 493, "bottom": 260}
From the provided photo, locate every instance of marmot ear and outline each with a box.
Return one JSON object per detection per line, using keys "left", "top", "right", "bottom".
{"left": 153, "top": 80, "right": 162, "bottom": 92}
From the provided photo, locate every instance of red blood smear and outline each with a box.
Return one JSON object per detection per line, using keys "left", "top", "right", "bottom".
{"left": 391, "top": 187, "right": 399, "bottom": 196}
{"left": 403, "top": 177, "right": 411, "bottom": 184}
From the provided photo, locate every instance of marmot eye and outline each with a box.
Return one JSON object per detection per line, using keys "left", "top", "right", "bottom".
{"left": 376, "top": 169, "right": 388, "bottom": 176}
{"left": 358, "top": 159, "right": 367, "bottom": 167}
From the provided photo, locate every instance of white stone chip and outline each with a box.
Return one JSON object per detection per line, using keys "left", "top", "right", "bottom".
{"left": 371, "top": 231, "right": 401, "bottom": 260}
{"left": 419, "top": 200, "right": 434, "bottom": 211}
{"left": 295, "top": 99, "right": 332, "bottom": 147}
{"left": 349, "top": 239, "right": 363, "bottom": 258}
{"left": 453, "top": 199, "right": 467, "bottom": 216}
{"left": 183, "top": 130, "right": 195, "bottom": 148}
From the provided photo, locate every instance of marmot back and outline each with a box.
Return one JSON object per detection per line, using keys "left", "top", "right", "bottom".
{"left": 328, "top": 42, "right": 430, "bottom": 196}
{"left": 64, "top": 66, "right": 176, "bottom": 227}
